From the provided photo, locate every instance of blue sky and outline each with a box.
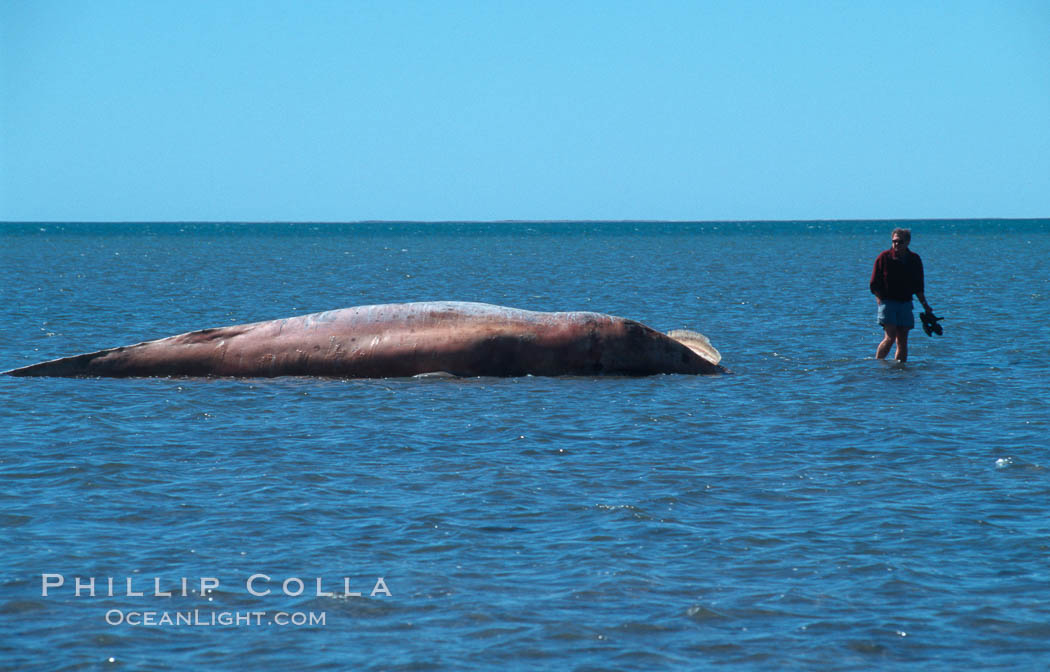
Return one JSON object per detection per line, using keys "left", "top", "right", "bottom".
{"left": 2, "top": 0, "right": 1048, "bottom": 222}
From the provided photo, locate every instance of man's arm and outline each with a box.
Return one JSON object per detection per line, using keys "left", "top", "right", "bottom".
{"left": 914, "top": 256, "right": 931, "bottom": 312}
{"left": 870, "top": 255, "right": 884, "bottom": 302}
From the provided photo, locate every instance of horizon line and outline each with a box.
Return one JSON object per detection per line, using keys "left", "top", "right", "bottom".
{"left": 2, "top": 217, "right": 1048, "bottom": 225}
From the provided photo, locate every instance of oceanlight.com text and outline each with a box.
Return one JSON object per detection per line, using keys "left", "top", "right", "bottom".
{"left": 105, "top": 609, "right": 327, "bottom": 627}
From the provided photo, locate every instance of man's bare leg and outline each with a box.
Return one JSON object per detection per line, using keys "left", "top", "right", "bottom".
{"left": 894, "top": 328, "right": 910, "bottom": 362}
{"left": 877, "top": 325, "right": 897, "bottom": 360}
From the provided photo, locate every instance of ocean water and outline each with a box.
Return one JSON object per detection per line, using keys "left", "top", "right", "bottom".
{"left": 1, "top": 220, "right": 1048, "bottom": 670}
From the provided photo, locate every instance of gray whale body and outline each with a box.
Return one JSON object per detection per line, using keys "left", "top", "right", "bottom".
{"left": 4, "top": 301, "right": 724, "bottom": 378}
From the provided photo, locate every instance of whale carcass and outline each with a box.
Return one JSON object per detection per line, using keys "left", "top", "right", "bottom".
{"left": 3, "top": 302, "right": 724, "bottom": 378}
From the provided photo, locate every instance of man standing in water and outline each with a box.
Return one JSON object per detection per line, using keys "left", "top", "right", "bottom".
{"left": 870, "top": 228, "right": 933, "bottom": 362}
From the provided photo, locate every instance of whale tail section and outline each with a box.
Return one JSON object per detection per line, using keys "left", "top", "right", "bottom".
{"left": 3, "top": 348, "right": 119, "bottom": 377}
{"left": 667, "top": 329, "right": 721, "bottom": 365}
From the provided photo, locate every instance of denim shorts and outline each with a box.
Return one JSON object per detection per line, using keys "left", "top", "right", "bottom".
{"left": 878, "top": 300, "right": 915, "bottom": 329}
